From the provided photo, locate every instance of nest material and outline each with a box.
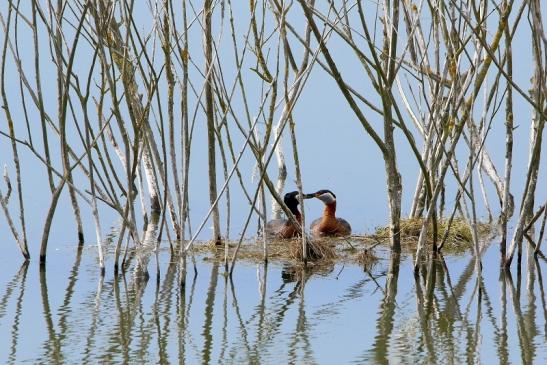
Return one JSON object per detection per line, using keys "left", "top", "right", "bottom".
{"left": 288, "top": 238, "right": 336, "bottom": 261}
{"left": 185, "top": 236, "right": 379, "bottom": 266}
{"left": 375, "top": 217, "right": 491, "bottom": 251}
{"left": 190, "top": 237, "right": 336, "bottom": 263}
{"left": 356, "top": 249, "right": 379, "bottom": 266}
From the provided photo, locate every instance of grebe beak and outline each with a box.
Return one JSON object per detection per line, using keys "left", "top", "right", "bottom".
{"left": 303, "top": 193, "right": 315, "bottom": 199}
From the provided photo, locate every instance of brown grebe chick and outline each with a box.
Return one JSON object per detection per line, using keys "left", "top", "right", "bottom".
{"left": 265, "top": 191, "right": 307, "bottom": 239}
{"left": 309, "top": 190, "right": 351, "bottom": 237}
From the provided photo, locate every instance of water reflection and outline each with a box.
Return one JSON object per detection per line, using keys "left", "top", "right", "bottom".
{"left": 39, "top": 264, "right": 62, "bottom": 363}
{"left": 368, "top": 253, "right": 400, "bottom": 365}
{"left": 0, "top": 244, "right": 545, "bottom": 363}
{"left": 201, "top": 261, "right": 219, "bottom": 364}
{"left": 6, "top": 262, "right": 28, "bottom": 365}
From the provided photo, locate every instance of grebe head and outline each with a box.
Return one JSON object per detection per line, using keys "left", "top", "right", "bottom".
{"left": 283, "top": 191, "right": 305, "bottom": 214}
{"left": 311, "top": 189, "right": 336, "bottom": 205}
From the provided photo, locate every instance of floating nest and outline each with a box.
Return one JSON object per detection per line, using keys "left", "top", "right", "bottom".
{"left": 172, "top": 218, "right": 491, "bottom": 266}
{"left": 288, "top": 238, "right": 336, "bottom": 261}
{"left": 186, "top": 236, "right": 378, "bottom": 266}
{"left": 374, "top": 217, "right": 492, "bottom": 253}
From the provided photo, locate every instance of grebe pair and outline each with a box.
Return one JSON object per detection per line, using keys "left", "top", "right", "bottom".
{"left": 265, "top": 190, "right": 351, "bottom": 239}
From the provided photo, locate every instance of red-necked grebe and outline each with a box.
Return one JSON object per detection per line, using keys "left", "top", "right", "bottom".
{"left": 308, "top": 190, "right": 351, "bottom": 237}
{"left": 265, "top": 191, "right": 307, "bottom": 239}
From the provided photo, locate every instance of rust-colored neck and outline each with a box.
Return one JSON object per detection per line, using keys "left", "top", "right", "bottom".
{"left": 322, "top": 201, "right": 337, "bottom": 218}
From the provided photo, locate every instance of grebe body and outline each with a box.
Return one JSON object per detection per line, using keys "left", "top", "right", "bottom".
{"left": 265, "top": 191, "right": 304, "bottom": 239}
{"left": 308, "top": 190, "right": 351, "bottom": 237}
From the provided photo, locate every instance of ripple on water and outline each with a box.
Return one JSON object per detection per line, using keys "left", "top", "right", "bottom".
{"left": 0, "top": 243, "right": 545, "bottom": 364}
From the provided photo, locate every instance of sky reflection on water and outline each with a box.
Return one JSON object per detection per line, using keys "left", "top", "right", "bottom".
{"left": 0, "top": 240, "right": 545, "bottom": 364}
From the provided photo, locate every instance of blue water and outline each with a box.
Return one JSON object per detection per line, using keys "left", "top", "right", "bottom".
{"left": 0, "top": 240, "right": 544, "bottom": 364}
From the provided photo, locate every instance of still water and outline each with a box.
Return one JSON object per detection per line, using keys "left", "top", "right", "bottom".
{"left": 0, "top": 241, "right": 545, "bottom": 364}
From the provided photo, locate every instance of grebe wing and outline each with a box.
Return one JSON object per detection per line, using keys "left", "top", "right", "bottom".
{"left": 265, "top": 219, "right": 287, "bottom": 237}
{"left": 309, "top": 217, "right": 322, "bottom": 230}
{"left": 337, "top": 218, "right": 352, "bottom": 235}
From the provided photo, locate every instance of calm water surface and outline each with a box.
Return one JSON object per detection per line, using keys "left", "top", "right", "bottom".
{"left": 0, "top": 241, "right": 545, "bottom": 364}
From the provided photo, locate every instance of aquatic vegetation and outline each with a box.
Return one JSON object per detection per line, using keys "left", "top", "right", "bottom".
{"left": 374, "top": 218, "right": 493, "bottom": 253}
{"left": 0, "top": 1, "right": 544, "bottom": 282}
{"left": 1, "top": 2, "right": 545, "bottom": 363}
